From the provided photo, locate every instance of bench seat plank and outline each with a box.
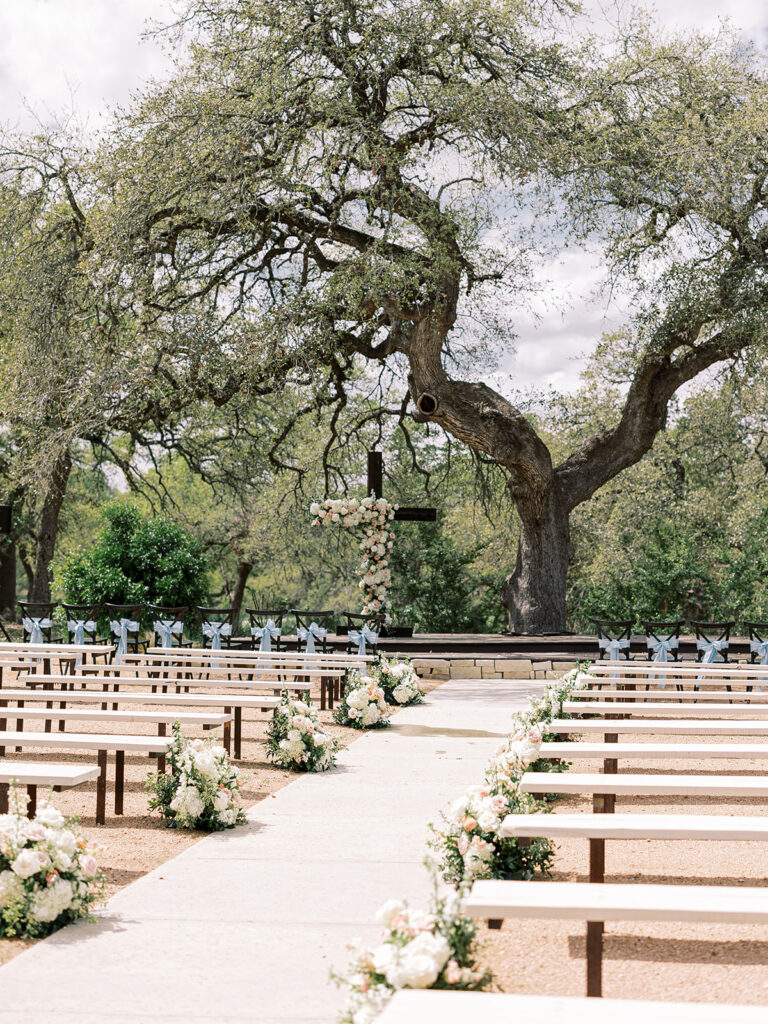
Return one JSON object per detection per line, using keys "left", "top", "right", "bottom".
{"left": 0, "top": 708, "right": 231, "bottom": 727}
{"left": 563, "top": 701, "right": 768, "bottom": 716}
{"left": 0, "top": 761, "right": 100, "bottom": 786}
{"left": 519, "top": 771, "right": 768, "bottom": 796}
{"left": 539, "top": 741, "right": 768, "bottom": 759}
{"left": 0, "top": 687, "right": 278, "bottom": 708}
{"left": 499, "top": 812, "right": 768, "bottom": 840}
{"left": 376, "top": 991, "right": 768, "bottom": 1024}
{"left": 576, "top": 689, "right": 768, "bottom": 701}
{"left": 547, "top": 718, "right": 768, "bottom": 735}
{"left": 464, "top": 879, "right": 768, "bottom": 923}
{"left": 25, "top": 674, "right": 312, "bottom": 692}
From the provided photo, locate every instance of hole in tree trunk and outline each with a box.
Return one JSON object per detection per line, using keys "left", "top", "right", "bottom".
{"left": 416, "top": 393, "right": 439, "bottom": 416}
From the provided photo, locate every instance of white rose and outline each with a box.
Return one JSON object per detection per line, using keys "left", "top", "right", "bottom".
{"left": 29, "top": 878, "right": 74, "bottom": 922}
{"left": 213, "top": 790, "right": 230, "bottom": 813}
{"left": 35, "top": 805, "right": 65, "bottom": 829}
{"left": 11, "top": 848, "right": 48, "bottom": 879}
{"left": 375, "top": 899, "right": 406, "bottom": 927}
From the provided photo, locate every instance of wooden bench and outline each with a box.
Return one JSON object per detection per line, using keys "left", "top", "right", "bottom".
{"left": 547, "top": 717, "right": 768, "bottom": 737}
{"left": 0, "top": 706, "right": 232, "bottom": 751}
{"left": 0, "top": 731, "right": 184, "bottom": 824}
{"left": 78, "top": 665, "right": 338, "bottom": 706}
{"left": 0, "top": 761, "right": 101, "bottom": 817}
{"left": 500, "top": 811, "right": 768, "bottom": 890}
{"left": 0, "top": 686, "right": 279, "bottom": 759}
{"left": 144, "top": 646, "right": 373, "bottom": 665}
{"left": 519, "top": 771, "right": 768, "bottom": 813}
{"left": 589, "top": 663, "right": 768, "bottom": 682}
{"left": 463, "top": 879, "right": 768, "bottom": 997}
{"left": 376, "top": 990, "right": 768, "bottom": 1023}
{"left": 562, "top": 700, "right": 768, "bottom": 717}
{"left": 575, "top": 688, "right": 768, "bottom": 701}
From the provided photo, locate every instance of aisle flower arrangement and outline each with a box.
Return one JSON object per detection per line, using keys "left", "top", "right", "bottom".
{"left": 334, "top": 673, "right": 391, "bottom": 729}
{"left": 334, "top": 886, "right": 493, "bottom": 1023}
{"left": 0, "top": 790, "right": 104, "bottom": 938}
{"left": 310, "top": 496, "right": 397, "bottom": 623}
{"left": 266, "top": 693, "right": 340, "bottom": 772}
{"left": 429, "top": 722, "right": 555, "bottom": 887}
{"left": 375, "top": 657, "right": 425, "bottom": 706}
{"left": 146, "top": 723, "right": 246, "bottom": 830}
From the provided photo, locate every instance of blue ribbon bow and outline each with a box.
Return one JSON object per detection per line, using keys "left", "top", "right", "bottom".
{"left": 67, "top": 618, "right": 97, "bottom": 646}
{"left": 23, "top": 616, "right": 52, "bottom": 645}
{"left": 697, "top": 638, "right": 728, "bottom": 664}
{"left": 348, "top": 625, "right": 379, "bottom": 657}
{"left": 598, "top": 637, "right": 629, "bottom": 660}
{"left": 297, "top": 622, "right": 327, "bottom": 654}
{"left": 154, "top": 619, "right": 184, "bottom": 649}
{"left": 110, "top": 618, "right": 140, "bottom": 664}
{"left": 251, "top": 619, "right": 281, "bottom": 652}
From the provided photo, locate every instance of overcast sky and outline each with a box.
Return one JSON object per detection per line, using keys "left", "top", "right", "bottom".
{"left": 0, "top": 0, "right": 765, "bottom": 394}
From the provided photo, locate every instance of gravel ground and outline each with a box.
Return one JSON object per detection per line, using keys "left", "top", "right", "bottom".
{"left": 0, "top": 673, "right": 446, "bottom": 966}
{"left": 482, "top": 728, "right": 768, "bottom": 1005}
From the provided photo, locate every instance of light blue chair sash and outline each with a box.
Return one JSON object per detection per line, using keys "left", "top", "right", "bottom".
{"left": 348, "top": 625, "right": 379, "bottom": 657}
{"left": 23, "top": 616, "right": 52, "bottom": 645}
{"left": 697, "top": 637, "right": 728, "bottom": 664}
{"left": 598, "top": 637, "right": 629, "bottom": 660}
{"left": 251, "top": 619, "right": 281, "bottom": 653}
{"left": 297, "top": 622, "right": 327, "bottom": 655}
{"left": 646, "top": 635, "right": 678, "bottom": 687}
{"left": 154, "top": 619, "right": 184, "bottom": 648}
{"left": 67, "top": 619, "right": 96, "bottom": 646}
{"left": 750, "top": 639, "right": 768, "bottom": 690}
{"left": 202, "top": 621, "right": 232, "bottom": 669}
{"left": 67, "top": 618, "right": 97, "bottom": 668}
{"left": 110, "top": 618, "right": 140, "bottom": 665}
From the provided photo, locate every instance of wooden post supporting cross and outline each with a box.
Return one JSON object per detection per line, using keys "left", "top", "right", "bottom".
{"left": 366, "top": 451, "right": 437, "bottom": 522}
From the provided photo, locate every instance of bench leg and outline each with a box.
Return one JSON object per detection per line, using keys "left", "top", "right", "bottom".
{"left": 586, "top": 921, "right": 603, "bottom": 997}
{"left": 96, "top": 749, "right": 107, "bottom": 825}
{"left": 320, "top": 680, "right": 326, "bottom": 712}
{"left": 26, "top": 784, "right": 36, "bottom": 818}
{"left": 223, "top": 718, "right": 231, "bottom": 756}
{"left": 589, "top": 838, "right": 605, "bottom": 884}
{"left": 115, "top": 750, "right": 125, "bottom": 815}
{"left": 0, "top": 783, "right": 8, "bottom": 813}
{"left": 59, "top": 701, "right": 67, "bottom": 731}
{"left": 234, "top": 707, "right": 242, "bottom": 760}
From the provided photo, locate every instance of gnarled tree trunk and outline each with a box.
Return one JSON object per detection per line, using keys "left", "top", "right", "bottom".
{"left": 501, "top": 487, "right": 571, "bottom": 634}
{"left": 28, "top": 450, "right": 72, "bottom": 603}
{"left": 230, "top": 560, "right": 253, "bottom": 622}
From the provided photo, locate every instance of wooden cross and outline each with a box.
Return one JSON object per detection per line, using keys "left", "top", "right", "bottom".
{"left": 366, "top": 451, "right": 437, "bottom": 522}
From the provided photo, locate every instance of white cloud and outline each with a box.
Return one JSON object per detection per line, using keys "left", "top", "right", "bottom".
{"left": 0, "top": 0, "right": 765, "bottom": 395}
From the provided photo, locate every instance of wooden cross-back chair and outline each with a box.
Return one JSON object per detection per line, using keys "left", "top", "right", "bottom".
{"left": 343, "top": 612, "right": 384, "bottom": 656}
{"left": 149, "top": 605, "right": 192, "bottom": 649}
{"left": 18, "top": 601, "right": 61, "bottom": 644}
{"left": 246, "top": 608, "right": 287, "bottom": 653}
{"left": 292, "top": 609, "right": 334, "bottom": 654}
{"left": 690, "top": 620, "right": 734, "bottom": 664}
{"left": 197, "top": 606, "right": 237, "bottom": 650}
{"left": 592, "top": 619, "right": 633, "bottom": 662}
{"left": 61, "top": 603, "right": 106, "bottom": 645}
{"left": 105, "top": 604, "right": 147, "bottom": 662}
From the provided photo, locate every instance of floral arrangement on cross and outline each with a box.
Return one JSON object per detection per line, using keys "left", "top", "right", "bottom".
{"left": 310, "top": 496, "right": 398, "bottom": 625}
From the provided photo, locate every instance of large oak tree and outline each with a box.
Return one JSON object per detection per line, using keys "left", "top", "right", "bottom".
{"left": 29, "top": 0, "right": 768, "bottom": 630}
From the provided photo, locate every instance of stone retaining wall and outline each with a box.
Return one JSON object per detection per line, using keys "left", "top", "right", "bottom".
{"left": 410, "top": 658, "right": 578, "bottom": 681}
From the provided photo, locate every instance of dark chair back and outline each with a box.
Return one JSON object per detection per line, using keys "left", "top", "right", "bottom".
{"left": 104, "top": 603, "right": 146, "bottom": 659}
{"left": 292, "top": 609, "right": 333, "bottom": 653}
{"left": 745, "top": 622, "right": 768, "bottom": 665}
{"left": 343, "top": 612, "right": 384, "bottom": 656}
{"left": 690, "top": 620, "right": 734, "bottom": 664}
{"left": 246, "top": 609, "right": 286, "bottom": 652}
{"left": 197, "top": 606, "right": 236, "bottom": 650}
{"left": 592, "top": 619, "right": 633, "bottom": 661}
{"left": 642, "top": 620, "right": 684, "bottom": 663}
{"left": 61, "top": 603, "right": 104, "bottom": 645}
{"left": 18, "top": 601, "right": 61, "bottom": 643}
{"left": 149, "top": 605, "right": 190, "bottom": 648}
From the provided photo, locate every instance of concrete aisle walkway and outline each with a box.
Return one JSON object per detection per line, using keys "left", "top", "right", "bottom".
{"left": 0, "top": 678, "right": 543, "bottom": 1024}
